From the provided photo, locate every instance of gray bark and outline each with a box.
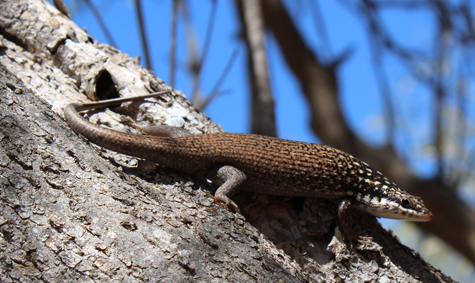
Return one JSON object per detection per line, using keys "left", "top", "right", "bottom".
{"left": 0, "top": 0, "right": 454, "bottom": 282}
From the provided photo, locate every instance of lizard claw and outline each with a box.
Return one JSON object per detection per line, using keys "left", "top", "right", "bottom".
{"left": 206, "top": 193, "right": 241, "bottom": 213}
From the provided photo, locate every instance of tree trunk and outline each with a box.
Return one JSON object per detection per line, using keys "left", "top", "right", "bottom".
{"left": 0, "top": 1, "right": 453, "bottom": 282}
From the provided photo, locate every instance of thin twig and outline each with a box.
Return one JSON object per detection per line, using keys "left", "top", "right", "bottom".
{"left": 169, "top": 0, "right": 180, "bottom": 87}
{"left": 191, "top": 0, "right": 218, "bottom": 101}
{"left": 308, "top": 1, "right": 332, "bottom": 59}
{"left": 134, "top": 0, "right": 152, "bottom": 70}
{"left": 199, "top": 49, "right": 239, "bottom": 110}
{"left": 360, "top": 1, "right": 397, "bottom": 146}
{"left": 433, "top": 2, "right": 451, "bottom": 180}
{"left": 83, "top": 0, "right": 117, "bottom": 47}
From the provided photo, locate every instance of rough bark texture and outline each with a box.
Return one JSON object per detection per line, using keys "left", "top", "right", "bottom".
{"left": 0, "top": 0, "right": 454, "bottom": 282}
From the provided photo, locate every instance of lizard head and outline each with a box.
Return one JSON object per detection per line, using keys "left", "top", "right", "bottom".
{"left": 348, "top": 161, "right": 433, "bottom": 222}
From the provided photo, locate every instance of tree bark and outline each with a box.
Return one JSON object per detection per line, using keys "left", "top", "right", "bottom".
{"left": 0, "top": 0, "right": 454, "bottom": 282}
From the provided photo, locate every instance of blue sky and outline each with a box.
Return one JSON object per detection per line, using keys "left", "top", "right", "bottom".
{"left": 61, "top": 0, "right": 474, "bottom": 281}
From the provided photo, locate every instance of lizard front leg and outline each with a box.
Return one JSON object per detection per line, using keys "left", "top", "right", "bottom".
{"left": 338, "top": 199, "right": 373, "bottom": 245}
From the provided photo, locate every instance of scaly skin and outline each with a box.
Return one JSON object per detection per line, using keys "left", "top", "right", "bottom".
{"left": 64, "top": 92, "right": 433, "bottom": 240}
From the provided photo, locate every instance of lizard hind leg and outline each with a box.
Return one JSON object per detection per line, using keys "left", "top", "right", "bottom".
{"left": 206, "top": 165, "right": 247, "bottom": 213}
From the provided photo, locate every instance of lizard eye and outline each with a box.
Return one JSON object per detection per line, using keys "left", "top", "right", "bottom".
{"left": 401, "top": 198, "right": 411, "bottom": 208}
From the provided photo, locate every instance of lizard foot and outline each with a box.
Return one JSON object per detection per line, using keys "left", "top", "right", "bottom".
{"left": 206, "top": 193, "right": 241, "bottom": 213}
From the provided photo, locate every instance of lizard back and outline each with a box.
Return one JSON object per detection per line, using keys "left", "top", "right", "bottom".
{"left": 65, "top": 105, "right": 374, "bottom": 199}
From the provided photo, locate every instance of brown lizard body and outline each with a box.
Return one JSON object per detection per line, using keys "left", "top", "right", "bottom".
{"left": 64, "top": 92, "right": 432, "bottom": 238}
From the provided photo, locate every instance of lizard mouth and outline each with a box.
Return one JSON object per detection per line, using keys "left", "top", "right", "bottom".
{"left": 354, "top": 196, "right": 433, "bottom": 222}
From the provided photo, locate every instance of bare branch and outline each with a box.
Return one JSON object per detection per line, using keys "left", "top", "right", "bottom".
{"left": 191, "top": 0, "right": 218, "bottom": 102}
{"left": 359, "top": 1, "right": 398, "bottom": 145}
{"left": 134, "top": 0, "right": 152, "bottom": 70}
{"left": 199, "top": 48, "right": 239, "bottom": 110}
{"left": 308, "top": 1, "right": 333, "bottom": 59}
{"left": 236, "top": 0, "right": 276, "bottom": 136}
{"left": 169, "top": 0, "right": 180, "bottom": 87}
{"left": 83, "top": 0, "right": 117, "bottom": 47}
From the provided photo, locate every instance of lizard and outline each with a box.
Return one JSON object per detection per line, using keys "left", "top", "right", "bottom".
{"left": 63, "top": 91, "right": 433, "bottom": 240}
